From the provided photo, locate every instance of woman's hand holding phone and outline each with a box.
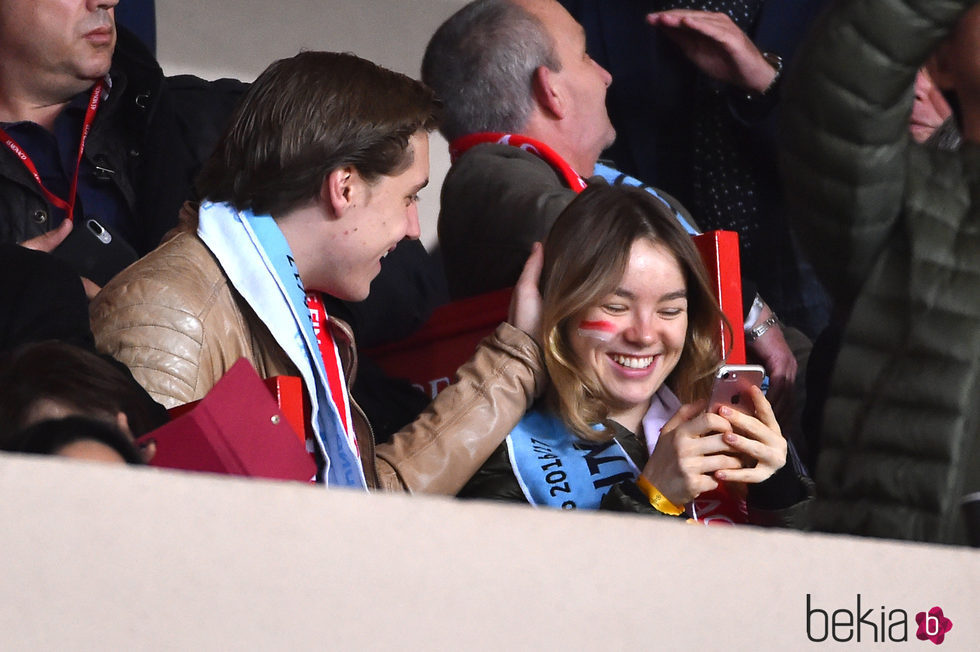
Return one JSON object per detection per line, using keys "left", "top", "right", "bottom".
{"left": 642, "top": 365, "right": 788, "bottom": 504}
{"left": 712, "top": 385, "right": 787, "bottom": 484}
{"left": 641, "top": 401, "right": 744, "bottom": 505}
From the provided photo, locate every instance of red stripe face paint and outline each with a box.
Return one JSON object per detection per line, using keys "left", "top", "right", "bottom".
{"left": 577, "top": 319, "right": 617, "bottom": 343}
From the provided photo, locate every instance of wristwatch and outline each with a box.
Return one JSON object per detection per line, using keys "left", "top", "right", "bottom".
{"left": 746, "top": 314, "right": 780, "bottom": 343}
{"left": 743, "top": 51, "right": 783, "bottom": 100}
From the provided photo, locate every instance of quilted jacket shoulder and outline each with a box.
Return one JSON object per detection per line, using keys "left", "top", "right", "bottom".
{"left": 781, "top": 0, "right": 980, "bottom": 544}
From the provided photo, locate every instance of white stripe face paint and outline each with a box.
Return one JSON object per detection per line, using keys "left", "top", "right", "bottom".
{"left": 576, "top": 319, "right": 618, "bottom": 343}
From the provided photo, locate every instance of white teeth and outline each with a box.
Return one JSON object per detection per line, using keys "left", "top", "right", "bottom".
{"left": 611, "top": 354, "right": 653, "bottom": 369}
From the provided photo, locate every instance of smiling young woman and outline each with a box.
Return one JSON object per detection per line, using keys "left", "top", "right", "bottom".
{"left": 458, "top": 184, "right": 809, "bottom": 520}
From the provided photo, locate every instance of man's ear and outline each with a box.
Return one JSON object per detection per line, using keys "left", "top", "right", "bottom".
{"left": 532, "top": 65, "right": 565, "bottom": 120}
{"left": 323, "top": 166, "right": 358, "bottom": 218}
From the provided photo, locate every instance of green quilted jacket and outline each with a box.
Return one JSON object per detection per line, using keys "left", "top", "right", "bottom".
{"left": 781, "top": 0, "right": 980, "bottom": 544}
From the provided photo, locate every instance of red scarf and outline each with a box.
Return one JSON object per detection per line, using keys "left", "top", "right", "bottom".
{"left": 449, "top": 132, "right": 588, "bottom": 192}
{"left": 305, "top": 292, "right": 356, "bottom": 453}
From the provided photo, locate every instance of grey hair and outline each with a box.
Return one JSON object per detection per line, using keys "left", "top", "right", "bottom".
{"left": 421, "top": 0, "right": 561, "bottom": 142}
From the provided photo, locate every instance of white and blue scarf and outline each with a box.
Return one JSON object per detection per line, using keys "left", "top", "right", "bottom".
{"left": 197, "top": 201, "right": 366, "bottom": 489}
{"left": 506, "top": 386, "right": 682, "bottom": 509}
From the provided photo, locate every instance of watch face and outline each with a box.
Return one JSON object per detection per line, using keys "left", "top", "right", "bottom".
{"left": 763, "top": 51, "right": 784, "bottom": 73}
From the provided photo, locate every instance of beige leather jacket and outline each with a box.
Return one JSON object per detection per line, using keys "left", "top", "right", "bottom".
{"left": 91, "top": 230, "right": 545, "bottom": 494}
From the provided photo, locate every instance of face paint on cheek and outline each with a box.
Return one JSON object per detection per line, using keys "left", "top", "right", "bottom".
{"left": 577, "top": 319, "right": 618, "bottom": 342}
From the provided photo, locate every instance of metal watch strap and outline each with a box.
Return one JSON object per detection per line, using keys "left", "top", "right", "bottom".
{"left": 746, "top": 314, "right": 780, "bottom": 343}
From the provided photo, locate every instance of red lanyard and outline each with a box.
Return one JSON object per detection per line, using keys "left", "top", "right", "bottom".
{"left": 304, "top": 292, "right": 356, "bottom": 449}
{"left": 0, "top": 79, "right": 105, "bottom": 223}
{"left": 449, "top": 132, "right": 588, "bottom": 192}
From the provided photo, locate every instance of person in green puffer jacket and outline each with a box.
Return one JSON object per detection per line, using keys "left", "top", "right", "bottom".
{"left": 781, "top": 0, "right": 980, "bottom": 545}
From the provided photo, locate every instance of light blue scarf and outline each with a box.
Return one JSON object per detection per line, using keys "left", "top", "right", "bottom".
{"left": 593, "top": 161, "right": 700, "bottom": 235}
{"left": 507, "top": 386, "right": 683, "bottom": 509}
{"left": 506, "top": 409, "right": 640, "bottom": 509}
{"left": 197, "top": 201, "right": 366, "bottom": 489}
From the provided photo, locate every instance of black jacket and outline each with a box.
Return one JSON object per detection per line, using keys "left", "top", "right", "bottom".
{"left": 0, "top": 244, "right": 92, "bottom": 352}
{"left": 0, "top": 27, "right": 246, "bottom": 255}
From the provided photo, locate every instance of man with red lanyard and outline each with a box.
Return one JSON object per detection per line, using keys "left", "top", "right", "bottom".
{"left": 0, "top": 0, "right": 245, "bottom": 287}
{"left": 91, "top": 51, "right": 546, "bottom": 494}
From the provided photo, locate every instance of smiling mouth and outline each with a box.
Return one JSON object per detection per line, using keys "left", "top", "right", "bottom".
{"left": 609, "top": 353, "right": 654, "bottom": 370}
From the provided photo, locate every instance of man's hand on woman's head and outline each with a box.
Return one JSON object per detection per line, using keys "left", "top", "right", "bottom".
{"left": 509, "top": 242, "right": 544, "bottom": 345}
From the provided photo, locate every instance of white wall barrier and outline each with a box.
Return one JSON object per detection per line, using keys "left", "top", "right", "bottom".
{"left": 2, "top": 452, "right": 977, "bottom": 650}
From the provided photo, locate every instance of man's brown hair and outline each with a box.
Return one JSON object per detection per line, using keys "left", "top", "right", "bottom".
{"left": 197, "top": 51, "right": 439, "bottom": 217}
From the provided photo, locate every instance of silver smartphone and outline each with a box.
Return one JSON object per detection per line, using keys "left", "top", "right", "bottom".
{"left": 707, "top": 364, "right": 766, "bottom": 415}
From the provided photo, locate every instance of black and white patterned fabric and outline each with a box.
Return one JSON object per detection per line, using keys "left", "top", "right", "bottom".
{"left": 660, "top": 0, "right": 767, "bottom": 258}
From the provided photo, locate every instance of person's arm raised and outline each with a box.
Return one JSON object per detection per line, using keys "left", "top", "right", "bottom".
{"left": 646, "top": 10, "right": 778, "bottom": 94}
{"left": 374, "top": 245, "right": 547, "bottom": 494}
